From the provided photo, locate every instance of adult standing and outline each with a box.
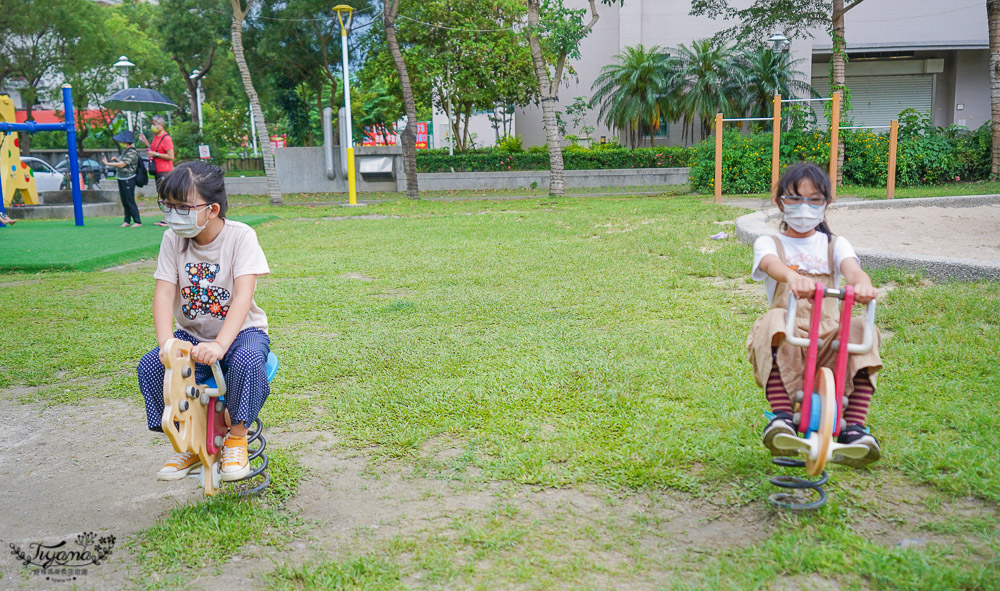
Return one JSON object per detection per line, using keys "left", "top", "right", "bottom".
{"left": 103, "top": 130, "right": 142, "bottom": 227}
{"left": 140, "top": 115, "right": 175, "bottom": 227}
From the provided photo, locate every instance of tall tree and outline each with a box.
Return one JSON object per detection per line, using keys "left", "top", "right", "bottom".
{"left": 989, "top": 0, "right": 1000, "bottom": 179}
{"left": 229, "top": 0, "right": 282, "bottom": 205}
{"left": 590, "top": 45, "right": 677, "bottom": 148}
{"left": 384, "top": 0, "right": 419, "bottom": 199}
{"left": 0, "top": 0, "right": 95, "bottom": 153}
{"left": 524, "top": 0, "right": 620, "bottom": 196}
{"left": 156, "top": 0, "right": 229, "bottom": 121}
{"left": 672, "top": 39, "right": 743, "bottom": 142}
{"left": 247, "top": 0, "right": 371, "bottom": 143}
{"left": 366, "top": 0, "right": 534, "bottom": 153}
{"left": 689, "top": 0, "right": 870, "bottom": 184}
{"left": 736, "top": 45, "right": 813, "bottom": 119}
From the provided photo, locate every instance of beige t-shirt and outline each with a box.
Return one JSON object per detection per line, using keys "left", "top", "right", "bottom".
{"left": 154, "top": 219, "right": 270, "bottom": 343}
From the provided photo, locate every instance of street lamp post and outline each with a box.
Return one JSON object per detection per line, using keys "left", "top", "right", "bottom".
{"left": 113, "top": 55, "right": 135, "bottom": 130}
{"left": 768, "top": 32, "right": 790, "bottom": 52}
{"left": 333, "top": 4, "right": 357, "bottom": 205}
{"left": 190, "top": 69, "right": 204, "bottom": 133}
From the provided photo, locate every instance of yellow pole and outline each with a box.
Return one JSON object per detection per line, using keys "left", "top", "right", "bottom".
{"left": 771, "top": 94, "right": 781, "bottom": 196}
{"left": 829, "top": 91, "right": 841, "bottom": 199}
{"left": 887, "top": 119, "right": 898, "bottom": 199}
{"left": 334, "top": 5, "right": 357, "bottom": 205}
{"left": 714, "top": 113, "right": 723, "bottom": 203}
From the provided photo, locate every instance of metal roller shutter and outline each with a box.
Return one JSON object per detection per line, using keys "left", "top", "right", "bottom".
{"left": 811, "top": 75, "right": 933, "bottom": 126}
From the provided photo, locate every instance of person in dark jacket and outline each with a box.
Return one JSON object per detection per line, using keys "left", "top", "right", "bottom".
{"left": 104, "top": 130, "right": 142, "bottom": 227}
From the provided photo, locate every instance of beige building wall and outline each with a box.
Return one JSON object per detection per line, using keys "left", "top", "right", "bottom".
{"left": 516, "top": 0, "right": 989, "bottom": 147}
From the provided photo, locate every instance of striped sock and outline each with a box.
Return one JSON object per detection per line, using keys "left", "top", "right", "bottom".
{"left": 845, "top": 368, "right": 874, "bottom": 425}
{"left": 766, "top": 360, "right": 793, "bottom": 414}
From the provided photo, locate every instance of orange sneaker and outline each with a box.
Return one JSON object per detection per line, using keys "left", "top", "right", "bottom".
{"left": 157, "top": 451, "right": 202, "bottom": 480}
{"left": 221, "top": 435, "right": 250, "bottom": 481}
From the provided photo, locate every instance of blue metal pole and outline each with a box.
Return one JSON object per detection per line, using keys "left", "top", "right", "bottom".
{"left": 62, "top": 84, "right": 84, "bottom": 226}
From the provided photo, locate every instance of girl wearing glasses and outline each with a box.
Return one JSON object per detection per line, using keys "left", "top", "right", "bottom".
{"left": 747, "top": 162, "right": 882, "bottom": 467}
{"left": 136, "top": 161, "right": 271, "bottom": 483}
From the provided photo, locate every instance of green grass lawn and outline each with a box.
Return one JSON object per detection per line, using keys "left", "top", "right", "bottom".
{"left": 1, "top": 193, "right": 997, "bottom": 589}
{"left": 0, "top": 215, "right": 274, "bottom": 272}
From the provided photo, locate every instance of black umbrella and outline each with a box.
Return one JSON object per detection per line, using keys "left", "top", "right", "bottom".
{"left": 104, "top": 87, "right": 178, "bottom": 112}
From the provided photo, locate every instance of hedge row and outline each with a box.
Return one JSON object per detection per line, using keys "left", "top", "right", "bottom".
{"left": 415, "top": 146, "right": 694, "bottom": 173}
{"left": 689, "top": 122, "right": 992, "bottom": 194}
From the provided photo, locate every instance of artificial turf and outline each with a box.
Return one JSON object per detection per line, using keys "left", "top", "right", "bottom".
{"left": 0, "top": 215, "right": 275, "bottom": 272}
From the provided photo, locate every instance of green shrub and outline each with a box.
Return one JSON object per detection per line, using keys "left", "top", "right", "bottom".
{"left": 689, "top": 132, "right": 774, "bottom": 194}
{"left": 415, "top": 146, "right": 693, "bottom": 173}
{"left": 497, "top": 135, "right": 524, "bottom": 152}
{"left": 689, "top": 116, "right": 993, "bottom": 193}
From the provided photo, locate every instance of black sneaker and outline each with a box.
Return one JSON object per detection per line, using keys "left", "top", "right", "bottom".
{"left": 762, "top": 411, "right": 797, "bottom": 456}
{"left": 835, "top": 424, "right": 881, "bottom": 468}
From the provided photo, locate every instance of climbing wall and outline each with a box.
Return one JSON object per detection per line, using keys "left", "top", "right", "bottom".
{"left": 0, "top": 95, "right": 39, "bottom": 208}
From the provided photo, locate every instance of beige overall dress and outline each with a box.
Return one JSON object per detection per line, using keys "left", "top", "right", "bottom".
{"left": 746, "top": 235, "right": 882, "bottom": 401}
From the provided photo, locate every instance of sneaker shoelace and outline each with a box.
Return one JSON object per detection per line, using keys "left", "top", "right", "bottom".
{"left": 222, "top": 442, "right": 248, "bottom": 469}
{"left": 164, "top": 451, "right": 196, "bottom": 469}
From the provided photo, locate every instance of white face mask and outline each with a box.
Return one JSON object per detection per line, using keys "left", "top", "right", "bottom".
{"left": 164, "top": 206, "right": 210, "bottom": 238}
{"left": 783, "top": 203, "right": 826, "bottom": 233}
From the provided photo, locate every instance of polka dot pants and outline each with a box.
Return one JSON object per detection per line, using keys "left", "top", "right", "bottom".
{"left": 137, "top": 328, "right": 271, "bottom": 432}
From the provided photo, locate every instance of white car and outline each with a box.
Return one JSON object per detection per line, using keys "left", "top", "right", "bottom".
{"left": 19, "top": 156, "right": 63, "bottom": 193}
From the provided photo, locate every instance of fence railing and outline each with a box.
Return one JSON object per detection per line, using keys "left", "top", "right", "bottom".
{"left": 221, "top": 157, "right": 263, "bottom": 172}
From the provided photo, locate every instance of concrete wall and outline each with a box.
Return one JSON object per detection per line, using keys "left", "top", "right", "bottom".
{"left": 954, "top": 50, "right": 991, "bottom": 130}
{"left": 166, "top": 147, "right": 689, "bottom": 196}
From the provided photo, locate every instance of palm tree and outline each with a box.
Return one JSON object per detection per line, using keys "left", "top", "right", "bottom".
{"left": 590, "top": 45, "right": 678, "bottom": 148}
{"left": 671, "top": 39, "right": 744, "bottom": 142}
{"left": 736, "top": 46, "right": 813, "bottom": 122}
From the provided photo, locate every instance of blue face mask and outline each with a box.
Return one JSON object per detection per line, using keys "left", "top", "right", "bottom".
{"left": 783, "top": 203, "right": 826, "bottom": 233}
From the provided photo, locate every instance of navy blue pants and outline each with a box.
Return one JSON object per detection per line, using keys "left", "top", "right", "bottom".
{"left": 138, "top": 328, "right": 270, "bottom": 432}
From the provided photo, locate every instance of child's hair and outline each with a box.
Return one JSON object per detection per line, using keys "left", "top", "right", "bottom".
{"left": 158, "top": 161, "right": 228, "bottom": 218}
{"left": 776, "top": 162, "right": 833, "bottom": 237}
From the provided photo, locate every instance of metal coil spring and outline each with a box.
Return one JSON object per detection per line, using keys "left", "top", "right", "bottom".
{"left": 234, "top": 417, "right": 270, "bottom": 496}
{"left": 768, "top": 457, "right": 828, "bottom": 511}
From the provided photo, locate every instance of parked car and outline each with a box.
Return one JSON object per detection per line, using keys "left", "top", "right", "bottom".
{"left": 19, "top": 156, "right": 63, "bottom": 193}
{"left": 54, "top": 157, "right": 109, "bottom": 190}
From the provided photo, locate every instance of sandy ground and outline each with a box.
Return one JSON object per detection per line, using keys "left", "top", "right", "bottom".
{"left": 754, "top": 203, "right": 1000, "bottom": 262}
{"left": 826, "top": 205, "right": 1000, "bottom": 260}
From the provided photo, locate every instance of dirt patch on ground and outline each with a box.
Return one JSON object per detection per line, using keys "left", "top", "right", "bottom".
{"left": 339, "top": 272, "right": 376, "bottom": 281}
{"left": 1, "top": 395, "right": 996, "bottom": 590}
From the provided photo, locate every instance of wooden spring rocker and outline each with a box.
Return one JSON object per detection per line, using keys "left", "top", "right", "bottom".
{"left": 161, "top": 338, "right": 277, "bottom": 496}
{"left": 767, "top": 284, "right": 876, "bottom": 510}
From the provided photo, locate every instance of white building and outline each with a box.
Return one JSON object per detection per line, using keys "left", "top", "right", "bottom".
{"left": 516, "top": 0, "right": 990, "bottom": 147}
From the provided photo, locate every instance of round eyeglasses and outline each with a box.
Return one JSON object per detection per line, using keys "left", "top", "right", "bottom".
{"left": 158, "top": 201, "right": 211, "bottom": 215}
{"left": 780, "top": 195, "right": 827, "bottom": 206}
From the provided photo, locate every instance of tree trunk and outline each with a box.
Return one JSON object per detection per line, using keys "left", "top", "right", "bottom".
{"left": 229, "top": 0, "right": 282, "bottom": 205}
{"left": 831, "top": 0, "right": 847, "bottom": 186}
{"left": 989, "top": 0, "right": 1000, "bottom": 179}
{"left": 526, "top": 0, "right": 565, "bottom": 196}
{"left": 385, "top": 0, "right": 419, "bottom": 199}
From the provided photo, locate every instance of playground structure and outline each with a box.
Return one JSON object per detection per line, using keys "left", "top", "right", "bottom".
{"left": 713, "top": 93, "right": 900, "bottom": 202}
{"left": 0, "top": 85, "right": 85, "bottom": 225}
{"left": 161, "top": 338, "right": 276, "bottom": 496}
{"left": 767, "top": 285, "right": 877, "bottom": 511}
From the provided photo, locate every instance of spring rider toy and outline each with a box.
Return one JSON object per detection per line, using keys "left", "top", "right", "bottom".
{"left": 161, "top": 338, "right": 277, "bottom": 496}
{"left": 767, "top": 284, "right": 876, "bottom": 510}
